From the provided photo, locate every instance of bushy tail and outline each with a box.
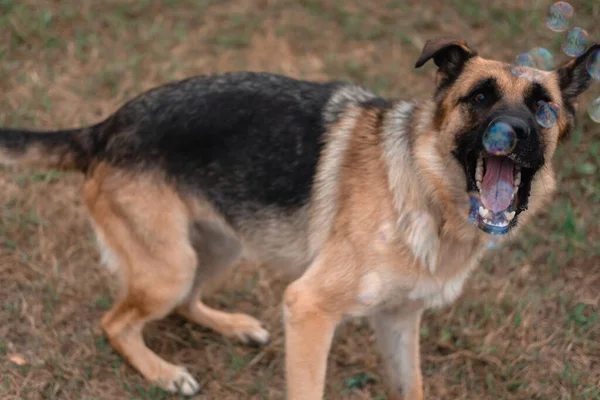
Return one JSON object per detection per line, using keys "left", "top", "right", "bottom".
{"left": 0, "top": 126, "right": 94, "bottom": 172}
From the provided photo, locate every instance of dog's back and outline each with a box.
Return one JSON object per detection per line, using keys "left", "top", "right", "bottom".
{"left": 0, "top": 72, "right": 385, "bottom": 272}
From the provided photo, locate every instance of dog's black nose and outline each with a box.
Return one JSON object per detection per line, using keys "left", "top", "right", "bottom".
{"left": 497, "top": 116, "right": 530, "bottom": 140}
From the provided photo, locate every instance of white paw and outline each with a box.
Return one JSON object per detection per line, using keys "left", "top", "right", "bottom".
{"left": 160, "top": 367, "right": 200, "bottom": 396}
{"left": 230, "top": 314, "right": 270, "bottom": 345}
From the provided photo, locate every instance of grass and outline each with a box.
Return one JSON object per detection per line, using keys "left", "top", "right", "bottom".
{"left": 1, "top": 0, "right": 599, "bottom": 399}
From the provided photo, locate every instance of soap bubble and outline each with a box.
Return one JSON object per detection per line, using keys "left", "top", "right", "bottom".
{"left": 483, "top": 121, "right": 517, "bottom": 155}
{"left": 587, "top": 50, "right": 600, "bottom": 80}
{"left": 528, "top": 47, "right": 554, "bottom": 71}
{"left": 515, "top": 53, "right": 536, "bottom": 68}
{"left": 562, "top": 27, "right": 590, "bottom": 57}
{"left": 536, "top": 101, "right": 561, "bottom": 128}
{"left": 545, "top": 2, "right": 574, "bottom": 32}
{"left": 588, "top": 97, "right": 600, "bottom": 123}
{"left": 511, "top": 66, "right": 545, "bottom": 83}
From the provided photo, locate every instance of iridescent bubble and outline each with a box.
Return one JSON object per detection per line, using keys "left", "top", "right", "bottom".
{"left": 483, "top": 121, "right": 517, "bottom": 155}
{"left": 587, "top": 50, "right": 600, "bottom": 80}
{"left": 511, "top": 66, "right": 545, "bottom": 83}
{"left": 536, "top": 101, "right": 561, "bottom": 128}
{"left": 545, "top": 2, "right": 574, "bottom": 32}
{"left": 588, "top": 97, "right": 600, "bottom": 123}
{"left": 562, "top": 27, "right": 590, "bottom": 57}
{"left": 515, "top": 53, "right": 536, "bottom": 68}
{"left": 528, "top": 47, "right": 554, "bottom": 71}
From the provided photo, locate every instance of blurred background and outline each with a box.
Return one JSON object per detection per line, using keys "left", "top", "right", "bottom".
{"left": 0, "top": 1, "right": 598, "bottom": 399}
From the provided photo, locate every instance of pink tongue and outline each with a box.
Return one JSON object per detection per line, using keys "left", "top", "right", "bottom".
{"left": 481, "top": 157, "right": 515, "bottom": 213}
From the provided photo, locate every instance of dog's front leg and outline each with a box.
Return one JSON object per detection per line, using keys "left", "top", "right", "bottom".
{"left": 283, "top": 279, "right": 342, "bottom": 400}
{"left": 370, "top": 308, "right": 424, "bottom": 400}
{"left": 283, "top": 246, "right": 356, "bottom": 400}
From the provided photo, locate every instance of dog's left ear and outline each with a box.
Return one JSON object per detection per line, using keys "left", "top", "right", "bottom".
{"left": 557, "top": 43, "right": 600, "bottom": 100}
{"left": 415, "top": 38, "right": 476, "bottom": 81}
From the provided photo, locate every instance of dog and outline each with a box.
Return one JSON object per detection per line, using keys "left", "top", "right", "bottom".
{"left": 1, "top": 38, "right": 598, "bottom": 399}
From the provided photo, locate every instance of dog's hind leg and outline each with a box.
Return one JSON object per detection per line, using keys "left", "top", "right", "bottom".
{"left": 84, "top": 168, "right": 200, "bottom": 396}
{"left": 175, "top": 220, "right": 269, "bottom": 345}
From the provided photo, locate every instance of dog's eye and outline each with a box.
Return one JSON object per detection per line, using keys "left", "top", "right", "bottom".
{"left": 472, "top": 93, "right": 486, "bottom": 104}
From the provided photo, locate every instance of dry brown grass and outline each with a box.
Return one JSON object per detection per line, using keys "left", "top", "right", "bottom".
{"left": 1, "top": 1, "right": 599, "bottom": 399}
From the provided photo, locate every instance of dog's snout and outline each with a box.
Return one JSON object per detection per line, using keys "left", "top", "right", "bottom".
{"left": 497, "top": 116, "right": 530, "bottom": 140}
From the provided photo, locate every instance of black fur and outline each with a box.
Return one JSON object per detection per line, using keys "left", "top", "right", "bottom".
{"left": 90, "top": 72, "right": 353, "bottom": 223}
{"left": 414, "top": 39, "right": 477, "bottom": 95}
{"left": 0, "top": 127, "right": 92, "bottom": 170}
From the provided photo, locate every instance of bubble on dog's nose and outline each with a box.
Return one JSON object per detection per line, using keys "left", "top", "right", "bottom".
{"left": 536, "top": 101, "right": 561, "bottom": 128}
{"left": 545, "top": 2, "right": 573, "bottom": 32}
{"left": 587, "top": 50, "right": 600, "bottom": 80}
{"left": 528, "top": 47, "right": 554, "bottom": 71}
{"left": 588, "top": 97, "right": 600, "bottom": 123}
{"left": 483, "top": 121, "right": 517, "bottom": 155}
{"left": 515, "top": 53, "right": 536, "bottom": 68}
{"left": 562, "top": 27, "right": 590, "bottom": 57}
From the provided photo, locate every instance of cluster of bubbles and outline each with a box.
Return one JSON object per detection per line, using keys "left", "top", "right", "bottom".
{"left": 483, "top": 121, "right": 516, "bottom": 155}
{"left": 511, "top": 48, "right": 553, "bottom": 84}
{"left": 514, "top": 48, "right": 554, "bottom": 71}
{"left": 511, "top": 2, "right": 599, "bottom": 125}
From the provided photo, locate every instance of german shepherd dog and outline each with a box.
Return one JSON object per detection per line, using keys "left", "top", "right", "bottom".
{"left": 1, "top": 38, "right": 598, "bottom": 399}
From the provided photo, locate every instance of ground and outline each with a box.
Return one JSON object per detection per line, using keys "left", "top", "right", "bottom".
{"left": 0, "top": 0, "right": 599, "bottom": 399}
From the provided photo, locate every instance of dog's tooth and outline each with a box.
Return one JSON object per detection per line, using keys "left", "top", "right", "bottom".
{"left": 475, "top": 167, "right": 483, "bottom": 182}
{"left": 478, "top": 206, "right": 487, "bottom": 218}
{"left": 476, "top": 180, "right": 482, "bottom": 191}
{"left": 514, "top": 171, "right": 521, "bottom": 186}
{"left": 504, "top": 211, "right": 516, "bottom": 221}
{"left": 476, "top": 157, "right": 483, "bottom": 181}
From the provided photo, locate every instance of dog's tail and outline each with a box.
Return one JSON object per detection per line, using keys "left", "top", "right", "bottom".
{"left": 0, "top": 124, "right": 99, "bottom": 172}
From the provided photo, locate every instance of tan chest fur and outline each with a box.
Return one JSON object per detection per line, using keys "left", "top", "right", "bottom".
{"left": 327, "top": 104, "right": 490, "bottom": 317}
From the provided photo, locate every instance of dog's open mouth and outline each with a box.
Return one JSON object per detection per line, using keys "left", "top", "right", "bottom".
{"left": 467, "top": 153, "right": 534, "bottom": 235}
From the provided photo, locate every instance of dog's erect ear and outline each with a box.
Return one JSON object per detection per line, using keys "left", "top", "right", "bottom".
{"left": 557, "top": 43, "right": 600, "bottom": 100}
{"left": 415, "top": 38, "right": 476, "bottom": 80}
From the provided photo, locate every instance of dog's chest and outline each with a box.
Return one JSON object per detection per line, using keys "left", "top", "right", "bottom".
{"left": 406, "top": 239, "right": 485, "bottom": 308}
{"left": 353, "top": 236, "right": 486, "bottom": 315}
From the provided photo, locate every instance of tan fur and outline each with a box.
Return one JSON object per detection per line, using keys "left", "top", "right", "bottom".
{"left": 83, "top": 164, "right": 268, "bottom": 394}
{"left": 6, "top": 44, "right": 578, "bottom": 399}
{"left": 284, "top": 59, "right": 564, "bottom": 399}
{"left": 79, "top": 61, "right": 563, "bottom": 398}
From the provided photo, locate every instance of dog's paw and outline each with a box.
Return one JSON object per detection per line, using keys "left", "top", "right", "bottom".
{"left": 228, "top": 314, "right": 270, "bottom": 346}
{"left": 158, "top": 366, "right": 200, "bottom": 396}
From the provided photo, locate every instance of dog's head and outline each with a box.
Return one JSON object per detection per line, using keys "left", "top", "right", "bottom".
{"left": 415, "top": 38, "right": 599, "bottom": 235}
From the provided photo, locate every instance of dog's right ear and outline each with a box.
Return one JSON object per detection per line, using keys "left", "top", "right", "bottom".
{"left": 415, "top": 38, "right": 476, "bottom": 83}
